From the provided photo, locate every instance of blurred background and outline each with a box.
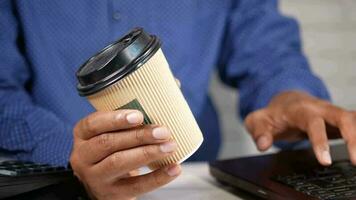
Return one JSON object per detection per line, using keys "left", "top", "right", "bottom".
{"left": 212, "top": 0, "right": 356, "bottom": 159}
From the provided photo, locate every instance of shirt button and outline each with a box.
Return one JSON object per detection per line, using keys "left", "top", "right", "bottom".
{"left": 113, "top": 12, "right": 121, "bottom": 21}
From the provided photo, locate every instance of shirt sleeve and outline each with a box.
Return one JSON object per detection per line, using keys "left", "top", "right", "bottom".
{"left": 218, "top": 0, "right": 330, "bottom": 119}
{"left": 0, "top": 1, "right": 73, "bottom": 166}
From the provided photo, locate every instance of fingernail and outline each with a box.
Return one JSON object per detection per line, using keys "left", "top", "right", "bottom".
{"left": 322, "top": 150, "right": 332, "bottom": 165}
{"left": 166, "top": 165, "right": 181, "bottom": 177}
{"left": 160, "top": 142, "right": 177, "bottom": 153}
{"left": 152, "top": 127, "right": 171, "bottom": 140}
{"left": 126, "top": 112, "right": 142, "bottom": 124}
{"left": 257, "top": 135, "right": 269, "bottom": 150}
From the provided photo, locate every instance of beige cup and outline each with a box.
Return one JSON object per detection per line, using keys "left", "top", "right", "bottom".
{"left": 76, "top": 28, "right": 203, "bottom": 169}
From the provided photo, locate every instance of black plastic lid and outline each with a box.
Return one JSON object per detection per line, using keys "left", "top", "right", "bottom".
{"left": 76, "top": 27, "right": 161, "bottom": 96}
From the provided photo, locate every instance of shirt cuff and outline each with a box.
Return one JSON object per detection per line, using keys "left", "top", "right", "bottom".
{"left": 16, "top": 127, "right": 73, "bottom": 167}
{"left": 15, "top": 109, "right": 74, "bottom": 167}
{"left": 30, "top": 127, "right": 73, "bottom": 167}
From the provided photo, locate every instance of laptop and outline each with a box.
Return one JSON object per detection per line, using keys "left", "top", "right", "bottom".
{"left": 209, "top": 144, "right": 356, "bottom": 200}
{"left": 0, "top": 160, "right": 87, "bottom": 199}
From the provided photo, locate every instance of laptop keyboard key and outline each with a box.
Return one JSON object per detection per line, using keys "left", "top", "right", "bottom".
{"left": 272, "top": 161, "right": 356, "bottom": 200}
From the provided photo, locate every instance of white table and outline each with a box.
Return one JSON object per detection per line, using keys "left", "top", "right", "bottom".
{"left": 0, "top": 156, "right": 257, "bottom": 199}
{"left": 141, "top": 163, "right": 256, "bottom": 200}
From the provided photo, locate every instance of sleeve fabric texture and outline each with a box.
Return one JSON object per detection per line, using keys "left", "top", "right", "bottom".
{"left": 0, "top": 0, "right": 331, "bottom": 165}
{"left": 218, "top": 0, "right": 330, "bottom": 119}
{"left": 0, "top": 1, "right": 73, "bottom": 166}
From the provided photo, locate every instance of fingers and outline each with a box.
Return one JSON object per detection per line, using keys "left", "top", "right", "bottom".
{"left": 318, "top": 102, "right": 345, "bottom": 127}
{"left": 79, "top": 126, "right": 172, "bottom": 163}
{"left": 305, "top": 117, "right": 331, "bottom": 166}
{"left": 245, "top": 93, "right": 356, "bottom": 166}
{"left": 307, "top": 101, "right": 356, "bottom": 165}
{"left": 93, "top": 141, "right": 178, "bottom": 180}
{"left": 244, "top": 109, "right": 274, "bottom": 151}
{"left": 116, "top": 165, "right": 181, "bottom": 199}
{"left": 75, "top": 110, "right": 144, "bottom": 140}
{"left": 320, "top": 104, "right": 356, "bottom": 165}
{"left": 335, "top": 112, "right": 356, "bottom": 165}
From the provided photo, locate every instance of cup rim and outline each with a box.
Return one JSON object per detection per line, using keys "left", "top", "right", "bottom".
{"left": 76, "top": 28, "right": 161, "bottom": 97}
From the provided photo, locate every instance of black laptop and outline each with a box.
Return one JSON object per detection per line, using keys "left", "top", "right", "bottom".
{"left": 209, "top": 144, "right": 356, "bottom": 200}
{"left": 0, "top": 160, "right": 88, "bottom": 199}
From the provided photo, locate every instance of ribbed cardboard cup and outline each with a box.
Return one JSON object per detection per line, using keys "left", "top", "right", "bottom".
{"left": 76, "top": 28, "right": 203, "bottom": 169}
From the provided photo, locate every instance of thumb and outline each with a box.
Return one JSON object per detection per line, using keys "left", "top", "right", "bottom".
{"left": 244, "top": 109, "right": 274, "bottom": 151}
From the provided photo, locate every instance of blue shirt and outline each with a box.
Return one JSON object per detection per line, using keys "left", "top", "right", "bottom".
{"left": 0, "top": 0, "right": 330, "bottom": 166}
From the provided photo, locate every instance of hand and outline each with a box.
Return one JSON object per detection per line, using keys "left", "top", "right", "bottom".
{"left": 70, "top": 110, "right": 181, "bottom": 200}
{"left": 244, "top": 91, "right": 356, "bottom": 166}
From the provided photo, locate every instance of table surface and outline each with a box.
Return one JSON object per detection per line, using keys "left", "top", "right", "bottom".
{"left": 141, "top": 162, "right": 258, "bottom": 200}
{"left": 0, "top": 156, "right": 258, "bottom": 199}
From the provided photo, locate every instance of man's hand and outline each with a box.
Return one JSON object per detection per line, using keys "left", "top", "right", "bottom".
{"left": 70, "top": 110, "right": 181, "bottom": 200}
{"left": 245, "top": 91, "right": 356, "bottom": 166}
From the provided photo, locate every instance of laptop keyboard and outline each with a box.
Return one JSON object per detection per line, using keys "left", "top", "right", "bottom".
{"left": 0, "top": 160, "right": 68, "bottom": 176}
{"left": 274, "top": 160, "right": 356, "bottom": 200}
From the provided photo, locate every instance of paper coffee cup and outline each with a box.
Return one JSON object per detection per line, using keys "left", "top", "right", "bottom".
{"left": 76, "top": 28, "right": 203, "bottom": 169}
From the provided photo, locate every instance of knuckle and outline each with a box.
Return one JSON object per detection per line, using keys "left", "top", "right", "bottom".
{"left": 298, "top": 101, "right": 314, "bottom": 112}
{"left": 244, "top": 109, "right": 269, "bottom": 135}
{"left": 339, "top": 112, "right": 354, "bottom": 126}
{"left": 69, "top": 154, "right": 78, "bottom": 169}
{"left": 69, "top": 155, "right": 85, "bottom": 181}
{"left": 135, "top": 128, "right": 146, "bottom": 144}
{"left": 244, "top": 114, "right": 253, "bottom": 127}
{"left": 108, "top": 152, "right": 124, "bottom": 170}
{"left": 69, "top": 145, "right": 81, "bottom": 167}
{"left": 307, "top": 117, "right": 322, "bottom": 128}
{"left": 141, "top": 146, "right": 154, "bottom": 162}
{"left": 244, "top": 112, "right": 258, "bottom": 132}
{"left": 97, "top": 134, "right": 112, "bottom": 151}
{"left": 153, "top": 171, "right": 166, "bottom": 186}
{"left": 110, "top": 113, "right": 120, "bottom": 128}
{"left": 84, "top": 115, "right": 98, "bottom": 134}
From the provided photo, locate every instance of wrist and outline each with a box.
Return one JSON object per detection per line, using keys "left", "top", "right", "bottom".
{"left": 268, "top": 90, "right": 316, "bottom": 107}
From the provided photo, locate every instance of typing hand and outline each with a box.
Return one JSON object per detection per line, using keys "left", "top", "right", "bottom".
{"left": 70, "top": 110, "right": 181, "bottom": 200}
{"left": 244, "top": 91, "right": 356, "bottom": 166}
